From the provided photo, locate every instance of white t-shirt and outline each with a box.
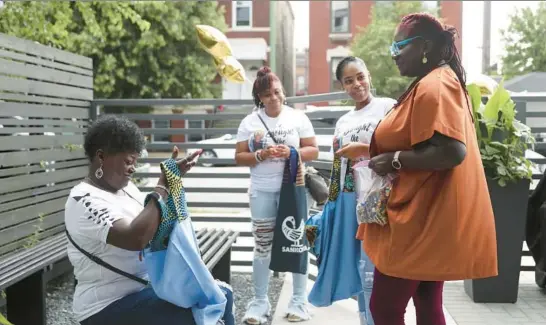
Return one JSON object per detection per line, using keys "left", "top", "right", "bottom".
{"left": 333, "top": 97, "right": 397, "bottom": 189}
{"left": 237, "top": 106, "right": 315, "bottom": 192}
{"left": 64, "top": 181, "right": 148, "bottom": 322}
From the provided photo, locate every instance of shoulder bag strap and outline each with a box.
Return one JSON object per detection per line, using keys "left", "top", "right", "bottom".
{"left": 65, "top": 230, "right": 149, "bottom": 286}
{"left": 257, "top": 113, "right": 279, "bottom": 144}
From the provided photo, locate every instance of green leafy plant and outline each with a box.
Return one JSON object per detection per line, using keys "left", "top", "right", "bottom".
{"left": 467, "top": 81, "right": 535, "bottom": 187}
{"left": 0, "top": 313, "right": 13, "bottom": 325}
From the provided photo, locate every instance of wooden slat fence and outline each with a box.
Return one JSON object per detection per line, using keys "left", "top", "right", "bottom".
{"left": 0, "top": 32, "right": 91, "bottom": 260}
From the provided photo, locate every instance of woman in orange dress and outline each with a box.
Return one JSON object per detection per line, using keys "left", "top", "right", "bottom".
{"left": 356, "top": 13, "right": 498, "bottom": 325}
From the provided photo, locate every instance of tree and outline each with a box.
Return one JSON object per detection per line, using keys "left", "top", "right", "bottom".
{"left": 501, "top": 2, "right": 546, "bottom": 79}
{"left": 0, "top": 1, "right": 227, "bottom": 103}
{"left": 350, "top": 1, "right": 437, "bottom": 99}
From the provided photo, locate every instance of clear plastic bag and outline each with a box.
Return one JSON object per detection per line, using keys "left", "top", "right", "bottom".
{"left": 353, "top": 160, "right": 396, "bottom": 226}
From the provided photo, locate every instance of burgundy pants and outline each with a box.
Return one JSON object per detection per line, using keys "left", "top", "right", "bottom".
{"left": 370, "top": 269, "right": 446, "bottom": 325}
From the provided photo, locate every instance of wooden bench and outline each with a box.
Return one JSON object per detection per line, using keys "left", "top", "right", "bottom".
{"left": 196, "top": 227, "right": 239, "bottom": 284}
{"left": 0, "top": 228, "right": 238, "bottom": 325}
{"left": 0, "top": 233, "right": 68, "bottom": 325}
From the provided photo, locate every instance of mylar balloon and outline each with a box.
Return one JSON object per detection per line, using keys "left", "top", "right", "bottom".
{"left": 467, "top": 73, "right": 499, "bottom": 95}
{"left": 213, "top": 56, "right": 246, "bottom": 84}
{"left": 195, "top": 24, "right": 233, "bottom": 59}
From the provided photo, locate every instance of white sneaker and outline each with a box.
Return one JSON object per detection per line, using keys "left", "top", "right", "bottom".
{"left": 242, "top": 299, "right": 271, "bottom": 325}
{"left": 285, "top": 300, "right": 311, "bottom": 322}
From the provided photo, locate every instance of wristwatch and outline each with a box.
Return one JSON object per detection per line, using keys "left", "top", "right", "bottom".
{"left": 392, "top": 151, "right": 402, "bottom": 170}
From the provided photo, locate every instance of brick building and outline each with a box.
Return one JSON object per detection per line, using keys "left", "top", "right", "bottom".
{"left": 217, "top": 0, "right": 296, "bottom": 99}
{"left": 308, "top": 0, "right": 463, "bottom": 96}
{"left": 144, "top": 1, "right": 296, "bottom": 146}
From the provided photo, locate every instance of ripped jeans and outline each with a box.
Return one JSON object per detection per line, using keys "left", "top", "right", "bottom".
{"left": 358, "top": 248, "right": 375, "bottom": 325}
{"left": 249, "top": 189, "right": 309, "bottom": 305}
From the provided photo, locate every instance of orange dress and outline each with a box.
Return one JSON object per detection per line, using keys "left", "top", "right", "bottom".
{"left": 356, "top": 68, "right": 498, "bottom": 281}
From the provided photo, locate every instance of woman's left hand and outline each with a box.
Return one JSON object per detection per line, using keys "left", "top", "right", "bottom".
{"left": 335, "top": 142, "right": 369, "bottom": 160}
{"left": 368, "top": 152, "right": 396, "bottom": 176}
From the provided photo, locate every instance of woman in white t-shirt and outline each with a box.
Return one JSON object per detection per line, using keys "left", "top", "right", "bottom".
{"left": 64, "top": 115, "right": 232, "bottom": 325}
{"left": 235, "top": 67, "right": 319, "bottom": 324}
{"left": 307, "top": 57, "right": 396, "bottom": 325}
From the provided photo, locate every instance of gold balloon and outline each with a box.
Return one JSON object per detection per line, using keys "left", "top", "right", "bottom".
{"left": 214, "top": 56, "right": 246, "bottom": 84}
{"left": 195, "top": 24, "right": 232, "bottom": 59}
{"left": 467, "top": 73, "right": 499, "bottom": 95}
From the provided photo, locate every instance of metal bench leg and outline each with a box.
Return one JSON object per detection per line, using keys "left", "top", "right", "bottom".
{"left": 212, "top": 248, "right": 232, "bottom": 285}
{"left": 6, "top": 270, "right": 46, "bottom": 325}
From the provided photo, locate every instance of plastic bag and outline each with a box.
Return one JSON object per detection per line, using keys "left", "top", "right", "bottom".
{"left": 352, "top": 160, "right": 395, "bottom": 226}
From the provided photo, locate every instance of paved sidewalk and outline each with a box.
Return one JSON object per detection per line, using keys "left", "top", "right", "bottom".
{"left": 442, "top": 272, "right": 546, "bottom": 325}
{"left": 271, "top": 276, "right": 456, "bottom": 325}
{"left": 271, "top": 272, "right": 545, "bottom": 325}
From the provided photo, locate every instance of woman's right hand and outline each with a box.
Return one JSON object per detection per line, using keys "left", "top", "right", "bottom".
{"left": 159, "top": 146, "right": 202, "bottom": 185}
{"left": 257, "top": 146, "right": 277, "bottom": 161}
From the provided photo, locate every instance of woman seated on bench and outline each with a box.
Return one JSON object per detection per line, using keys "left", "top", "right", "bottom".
{"left": 64, "top": 115, "right": 232, "bottom": 325}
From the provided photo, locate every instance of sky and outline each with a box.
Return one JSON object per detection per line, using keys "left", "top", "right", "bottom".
{"left": 289, "top": 1, "right": 541, "bottom": 75}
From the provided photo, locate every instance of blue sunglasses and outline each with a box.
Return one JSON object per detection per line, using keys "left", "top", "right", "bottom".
{"left": 390, "top": 36, "right": 423, "bottom": 56}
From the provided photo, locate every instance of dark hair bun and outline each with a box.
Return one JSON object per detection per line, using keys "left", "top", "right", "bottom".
{"left": 257, "top": 66, "right": 272, "bottom": 77}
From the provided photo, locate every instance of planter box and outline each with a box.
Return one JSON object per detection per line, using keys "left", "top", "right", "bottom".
{"left": 464, "top": 177, "right": 530, "bottom": 303}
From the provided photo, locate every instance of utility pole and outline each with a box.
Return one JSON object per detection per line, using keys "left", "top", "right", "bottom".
{"left": 482, "top": 1, "right": 492, "bottom": 74}
{"left": 269, "top": 0, "right": 277, "bottom": 74}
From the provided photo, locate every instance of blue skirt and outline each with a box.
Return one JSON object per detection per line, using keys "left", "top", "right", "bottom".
{"left": 307, "top": 191, "right": 363, "bottom": 307}
{"left": 143, "top": 220, "right": 232, "bottom": 325}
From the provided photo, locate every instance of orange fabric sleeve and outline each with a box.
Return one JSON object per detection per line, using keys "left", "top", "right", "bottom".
{"left": 410, "top": 71, "right": 467, "bottom": 147}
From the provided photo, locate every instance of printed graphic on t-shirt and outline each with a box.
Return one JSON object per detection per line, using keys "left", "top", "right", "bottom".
{"left": 249, "top": 130, "right": 267, "bottom": 151}
{"left": 73, "top": 193, "right": 114, "bottom": 227}
{"left": 248, "top": 123, "right": 297, "bottom": 164}
{"left": 337, "top": 120, "right": 379, "bottom": 147}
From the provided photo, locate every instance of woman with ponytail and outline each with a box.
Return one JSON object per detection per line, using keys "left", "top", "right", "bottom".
{"left": 235, "top": 67, "right": 318, "bottom": 324}
{"left": 356, "top": 13, "right": 498, "bottom": 324}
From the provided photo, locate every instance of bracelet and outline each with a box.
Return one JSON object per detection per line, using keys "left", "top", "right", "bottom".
{"left": 155, "top": 184, "right": 170, "bottom": 195}
{"left": 255, "top": 150, "right": 264, "bottom": 162}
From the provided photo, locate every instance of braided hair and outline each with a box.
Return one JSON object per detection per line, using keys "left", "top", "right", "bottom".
{"left": 395, "top": 13, "right": 466, "bottom": 107}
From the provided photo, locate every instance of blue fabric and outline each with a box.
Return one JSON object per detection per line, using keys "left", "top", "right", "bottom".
{"left": 307, "top": 191, "right": 364, "bottom": 307}
{"left": 288, "top": 147, "right": 298, "bottom": 183}
{"left": 79, "top": 287, "right": 197, "bottom": 325}
{"left": 143, "top": 219, "right": 234, "bottom": 325}
{"left": 358, "top": 248, "right": 375, "bottom": 325}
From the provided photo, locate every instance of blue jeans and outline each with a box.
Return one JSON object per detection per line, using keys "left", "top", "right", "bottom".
{"left": 358, "top": 248, "right": 375, "bottom": 325}
{"left": 80, "top": 287, "right": 234, "bottom": 325}
{"left": 247, "top": 189, "right": 310, "bottom": 319}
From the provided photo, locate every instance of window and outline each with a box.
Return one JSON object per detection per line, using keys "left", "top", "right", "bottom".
{"left": 331, "top": 1, "right": 349, "bottom": 33}
{"left": 233, "top": 1, "right": 252, "bottom": 28}
{"left": 151, "top": 120, "right": 170, "bottom": 143}
{"left": 186, "top": 120, "right": 205, "bottom": 142}
{"left": 330, "top": 57, "right": 343, "bottom": 91}
{"left": 422, "top": 1, "right": 439, "bottom": 13}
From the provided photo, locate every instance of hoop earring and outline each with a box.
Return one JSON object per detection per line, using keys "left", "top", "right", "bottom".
{"left": 422, "top": 53, "right": 428, "bottom": 64}
{"left": 259, "top": 101, "right": 264, "bottom": 108}
{"left": 95, "top": 164, "right": 104, "bottom": 179}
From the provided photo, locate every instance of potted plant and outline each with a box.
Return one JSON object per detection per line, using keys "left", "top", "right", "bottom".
{"left": 463, "top": 78, "right": 535, "bottom": 303}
